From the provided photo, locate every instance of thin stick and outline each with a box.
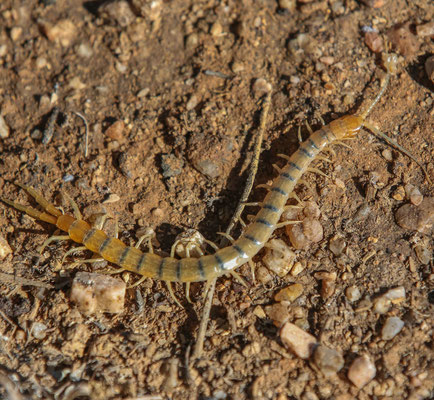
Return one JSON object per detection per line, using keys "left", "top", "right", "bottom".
{"left": 192, "top": 89, "right": 272, "bottom": 360}
{"left": 72, "top": 111, "right": 90, "bottom": 158}
{"left": 224, "top": 89, "right": 272, "bottom": 239}
{"left": 0, "top": 272, "right": 53, "bottom": 289}
{"left": 192, "top": 277, "right": 216, "bottom": 360}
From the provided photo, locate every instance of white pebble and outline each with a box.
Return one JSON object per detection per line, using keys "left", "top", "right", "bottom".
{"left": 384, "top": 286, "right": 406, "bottom": 302}
{"left": 313, "top": 345, "right": 344, "bottom": 377}
{"left": 70, "top": 272, "right": 126, "bottom": 314}
{"left": 77, "top": 43, "right": 93, "bottom": 58}
{"left": 252, "top": 78, "right": 272, "bottom": 97}
{"left": 373, "top": 296, "right": 391, "bottom": 314}
{"left": 280, "top": 322, "right": 317, "bottom": 359}
{"left": 0, "top": 236, "right": 12, "bottom": 259}
{"left": 102, "top": 193, "right": 121, "bottom": 204}
{"left": 0, "top": 115, "right": 10, "bottom": 138}
{"left": 345, "top": 286, "right": 361, "bottom": 302}
{"left": 31, "top": 322, "right": 48, "bottom": 339}
{"left": 405, "top": 184, "right": 423, "bottom": 206}
{"left": 381, "top": 316, "right": 404, "bottom": 340}
{"left": 347, "top": 355, "right": 376, "bottom": 388}
{"left": 262, "top": 238, "right": 295, "bottom": 277}
{"left": 186, "top": 94, "right": 198, "bottom": 111}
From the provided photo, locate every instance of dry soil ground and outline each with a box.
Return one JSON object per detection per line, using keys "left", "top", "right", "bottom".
{"left": 0, "top": 0, "right": 433, "bottom": 399}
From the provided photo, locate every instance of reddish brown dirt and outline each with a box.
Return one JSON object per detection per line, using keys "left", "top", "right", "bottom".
{"left": 0, "top": 1, "right": 433, "bottom": 399}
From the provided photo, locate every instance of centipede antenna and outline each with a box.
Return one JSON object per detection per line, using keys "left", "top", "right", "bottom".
{"left": 361, "top": 53, "right": 397, "bottom": 120}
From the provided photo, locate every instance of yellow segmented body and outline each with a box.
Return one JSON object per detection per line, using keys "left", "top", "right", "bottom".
{"left": 1, "top": 116, "right": 363, "bottom": 283}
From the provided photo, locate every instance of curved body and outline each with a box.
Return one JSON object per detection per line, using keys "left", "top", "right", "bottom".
{"left": 2, "top": 115, "right": 363, "bottom": 282}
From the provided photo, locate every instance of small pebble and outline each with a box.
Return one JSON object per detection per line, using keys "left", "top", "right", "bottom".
{"left": 360, "top": 0, "right": 384, "bottom": 7}
{"left": 329, "top": 236, "right": 346, "bottom": 256}
{"left": 40, "top": 19, "right": 77, "bottom": 47}
{"left": 265, "top": 302, "right": 290, "bottom": 327}
{"left": 161, "top": 154, "right": 184, "bottom": 178}
{"left": 256, "top": 266, "right": 273, "bottom": 284}
{"left": 103, "top": 193, "right": 121, "bottom": 204}
{"left": 364, "top": 31, "right": 384, "bottom": 53}
{"left": 31, "top": 129, "right": 43, "bottom": 140}
{"left": 137, "top": 88, "right": 150, "bottom": 98}
{"left": 62, "top": 174, "right": 75, "bottom": 183}
{"left": 373, "top": 286, "right": 406, "bottom": 314}
{"left": 10, "top": 26, "right": 23, "bottom": 41}
{"left": 0, "top": 236, "right": 12, "bottom": 260}
{"left": 274, "top": 283, "right": 303, "bottom": 303}
{"left": 31, "top": 322, "right": 48, "bottom": 340}
{"left": 252, "top": 78, "right": 272, "bottom": 97}
{"left": 392, "top": 186, "right": 405, "bottom": 201}
{"left": 262, "top": 238, "right": 295, "bottom": 277}
{"left": 35, "top": 57, "right": 47, "bottom": 69}
{"left": 381, "top": 148, "right": 393, "bottom": 161}
{"left": 185, "top": 33, "right": 198, "bottom": 50}
{"left": 253, "top": 305, "right": 266, "bottom": 319}
{"left": 424, "top": 56, "right": 434, "bottom": 84}
{"left": 210, "top": 21, "right": 222, "bottom": 37}
{"left": 231, "top": 61, "right": 244, "bottom": 74}
{"left": 98, "top": 0, "right": 135, "bottom": 27}
{"left": 280, "top": 322, "right": 317, "bottom": 359}
{"left": 105, "top": 120, "right": 125, "bottom": 141}
{"left": 416, "top": 21, "right": 434, "bottom": 37}
{"left": 290, "top": 261, "right": 305, "bottom": 276}
{"left": 404, "top": 184, "right": 423, "bottom": 206}
{"left": 286, "top": 218, "right": 323, "bottom": 250}
{"left": 414, "top": 244, "right": 430, "bottom": 265}
{"left": 278, "top": 0, "right": 296, "bottom": 11}
{"left": 70, "top": 272, "right": 126, "bottom": 314}
{"left": 193, "top": 159, "right": 220, "bottom": 179}
{"left": 77, "top": 43, "right": 93, "bottom": 58}
{"left": 384, "top": 286, "right": 406, "bottom": 302}
{"left": 186, "top": 94, "right": 198, "bottom": 111}
{"left": 313, "top": 345, "right": 344, "bottom": 377}
{"left": 347, "top": 355, "right": 376, "bottom": 388}
{"left": 345, "top": 286, "right": 361, "bottom": 302}
{"left": 315, "top": 271, "right": 336, "bottom": 299}
{"left": 303, "top": 201, "right": 321, "bottom": 219}
{"left": 0, "top": 115, "right": 10, "bottom": 138}
{"left": 381, "top": 316, "right": 404, "bottom": 340}
{"left": 395, "top": 197, "right": 434, "bottom": 234}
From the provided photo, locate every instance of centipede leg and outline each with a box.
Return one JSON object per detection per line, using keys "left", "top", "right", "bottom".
{"left": 305, "top": 121, "right": 314, "bottom": 134}
{"left": 217, "top": 232, "right": 235, "bottom": 243}
{"left": 71, "top": 257, "right": 106, "bottom": 267}
{"left": 63, "top": 192, "right": 82, "bottom": 220}
{"left": 289, "top": 192, "right": 303, "bottom": 205}
{"left": 275, "top": 220, "right": 302, "bottom": 229}
{"left": 38, "top": 235, "right": 70, "bottom": 254}
{"left": 135, "top": 229, "right": 156, "bottom": 253}
{"left": 166, "top": 281, "right": 183, "bottom": 308}
{"left": 297, "top": 126, "right": 303, "bottom": 143}
{"left": 61, "top": 246, "right": 87, "bottom": 264}
{"left": 128, "top": 275, "right": 147, "bottom": 289}
{"left": 229, "top": 270, "right": 248, "bottom": 287}
{"left": 248, "top": 260, "right": 256, "bottom": 283}
{"left": 185, "top": 282, "right": 192, "bottom": 304}
{"left": 16, "top": 183, "right": 62, "bottom": 217}
{"left": 307, "top": 167, "right": 328, "bottom": 178}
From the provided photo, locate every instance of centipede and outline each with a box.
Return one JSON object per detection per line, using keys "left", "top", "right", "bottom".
{"left": 1, "top": 53, "right": 430, "bottom": 301}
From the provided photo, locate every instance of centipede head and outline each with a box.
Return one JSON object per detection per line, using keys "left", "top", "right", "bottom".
{"left": 330, "top": 115, "right": 364, "bottom": 139}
